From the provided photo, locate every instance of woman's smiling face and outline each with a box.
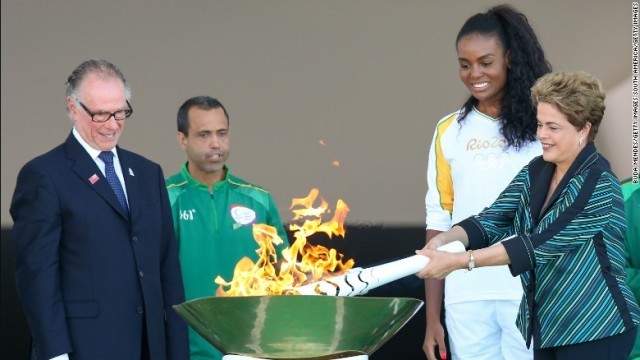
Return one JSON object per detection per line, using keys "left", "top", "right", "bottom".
{"left": 536, "top": 102, "right": 591, "bottom": 170}
{"left": 457, "top": 33, "right": 509, "bottom": 109}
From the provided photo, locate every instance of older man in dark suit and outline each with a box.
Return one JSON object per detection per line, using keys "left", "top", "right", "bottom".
{"left": 10, "top": 59, "right": 188, "bottom": 360}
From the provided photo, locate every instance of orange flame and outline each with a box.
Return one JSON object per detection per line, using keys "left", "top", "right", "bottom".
{"left": 215, "top": 188, "right": 353, "bottom": 296}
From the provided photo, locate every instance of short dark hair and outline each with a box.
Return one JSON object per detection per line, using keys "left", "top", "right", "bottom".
{"left": 176, "top": 96, "right": 229, "bottom": 135}
{"left": 531, "top": 71, "right": 605, "bottom": 142}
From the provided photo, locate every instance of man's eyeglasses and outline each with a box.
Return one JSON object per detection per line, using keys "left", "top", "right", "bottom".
{"left": 77, "top": 100, "right": 133, "bottom": 123}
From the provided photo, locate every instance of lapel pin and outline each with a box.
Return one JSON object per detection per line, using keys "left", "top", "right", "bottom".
{"left": 89, "top": 174, "right": 100, "bottom": 184}
{"left": 129, "top": 168, "right": 135, "bottom": 176}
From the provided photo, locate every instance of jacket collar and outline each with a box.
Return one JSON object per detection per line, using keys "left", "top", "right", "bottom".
{"left": 64, "top": 132, "right": 133, "bottom": 221}
{"left": 530, "top": 142, "right": 600, "bottom": 222}
{"left": 180, "top": 162, "right": 229, "bottom": 191}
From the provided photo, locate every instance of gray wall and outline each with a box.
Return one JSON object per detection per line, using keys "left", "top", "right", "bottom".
{"left": 1, "top": 0, "right": 634, "bottom": 227}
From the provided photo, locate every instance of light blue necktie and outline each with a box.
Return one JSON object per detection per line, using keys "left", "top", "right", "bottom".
{"left": 99, "top": 151, "right": 129, "bottom": 217}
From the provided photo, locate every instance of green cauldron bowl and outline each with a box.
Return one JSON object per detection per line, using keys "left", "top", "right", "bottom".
{"left": 173, "top": 295, "right": 423, "bottom": 359}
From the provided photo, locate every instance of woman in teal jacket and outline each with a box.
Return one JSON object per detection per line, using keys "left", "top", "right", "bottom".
{"left": 417, "top": 71, "right": 640, "bottom": 359}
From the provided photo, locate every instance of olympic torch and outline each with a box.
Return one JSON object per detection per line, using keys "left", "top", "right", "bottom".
{"left": 293, "top": 240, "right": 465, "bottom": 296}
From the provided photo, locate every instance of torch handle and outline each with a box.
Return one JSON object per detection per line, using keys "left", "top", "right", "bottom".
{"left": 364, "top": 240, "right": 466, "bottom": 289}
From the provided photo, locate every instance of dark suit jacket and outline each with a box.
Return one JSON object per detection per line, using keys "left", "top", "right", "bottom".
{"left": 10, "top": 132, "right": 189, "bottom": 360}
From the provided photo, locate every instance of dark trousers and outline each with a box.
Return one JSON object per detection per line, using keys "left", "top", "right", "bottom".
{"left": 534, "top": 326, "right": 638, "bottom": 360}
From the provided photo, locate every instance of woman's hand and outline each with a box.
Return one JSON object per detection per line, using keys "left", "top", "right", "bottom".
{"left": 415, "top": 248, "right": 466, "bottom": 280}
{"left": 423, "top": 318, "right": 447, "bottom": 360}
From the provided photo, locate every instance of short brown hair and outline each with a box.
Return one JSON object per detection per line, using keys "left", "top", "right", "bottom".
{"left": 531, "top": 71, "right": 605, "bottom": 142}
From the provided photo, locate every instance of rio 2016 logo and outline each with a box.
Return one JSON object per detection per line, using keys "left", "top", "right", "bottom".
{"left": 466, "top": 136, "right": 507, "bottom": 150}
{"left": 472, "top": 152, "right": 511, "bottom": 169}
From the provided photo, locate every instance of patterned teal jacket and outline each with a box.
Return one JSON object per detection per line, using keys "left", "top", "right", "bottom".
{"left": 458, "top": 142, "right": 640, "bottom": 349}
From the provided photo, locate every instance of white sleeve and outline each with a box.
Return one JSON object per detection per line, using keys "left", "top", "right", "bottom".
{"left": 425, "top": 124, "right": 454, "bottom": 231}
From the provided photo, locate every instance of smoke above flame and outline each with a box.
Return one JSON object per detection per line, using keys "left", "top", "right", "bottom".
{"left": 214, "top": 188, "right": 354, "bottom": 296}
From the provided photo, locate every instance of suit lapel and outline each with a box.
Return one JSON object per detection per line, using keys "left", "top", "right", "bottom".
{"left": 64, "top": 133, "right": 130, "bottom": 221}
{"left": 534, "top": 142, "right": 599, "bottom": 224}
{"left": 529, "top": 158, "right": 554, "bottom": 226}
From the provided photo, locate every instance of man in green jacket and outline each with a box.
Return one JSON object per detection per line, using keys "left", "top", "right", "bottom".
{"left": 166, "top": 96, "right": 288, "bottom": 360}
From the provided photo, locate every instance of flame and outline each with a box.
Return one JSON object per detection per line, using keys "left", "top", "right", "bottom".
{"left": 215, "top": 188, "right": 353, "bottom": 296}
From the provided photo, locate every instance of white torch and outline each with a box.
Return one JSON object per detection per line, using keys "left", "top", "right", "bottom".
{"left": 293, "top": 241, "right": 465, "bottom": 296}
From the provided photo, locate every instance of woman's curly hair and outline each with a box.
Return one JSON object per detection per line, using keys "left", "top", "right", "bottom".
{"left": 456, "top": 4, "right": 552, "bottom": 149}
